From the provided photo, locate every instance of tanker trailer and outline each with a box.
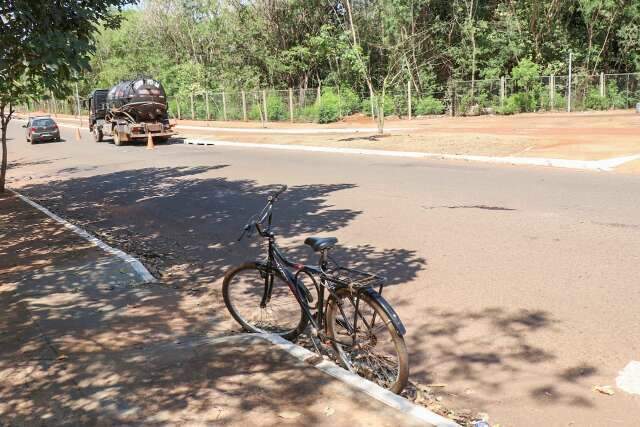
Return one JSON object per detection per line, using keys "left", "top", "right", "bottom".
{"left": 88, "top": 78, "right": 175, "bottom": 146}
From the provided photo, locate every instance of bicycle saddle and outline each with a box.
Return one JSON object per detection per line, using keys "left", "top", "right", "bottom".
{"left": 304, "top": 236, "right": 338, "bottom": 252}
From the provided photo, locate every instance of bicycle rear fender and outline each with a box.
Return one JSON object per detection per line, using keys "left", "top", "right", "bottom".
{"left": 360, "top": 287, "right": 406, "bottom": 336}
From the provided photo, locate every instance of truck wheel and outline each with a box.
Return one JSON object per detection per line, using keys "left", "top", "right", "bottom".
{"left": 93, "top": 128, "right": 103, "bottom": 142}
{"left": 113, "top": 131, "right": 122, "bottom": 146}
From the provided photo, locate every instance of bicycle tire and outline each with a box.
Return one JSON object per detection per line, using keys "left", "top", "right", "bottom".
{"left": 325, "top": 287, "right": 409, "bottom": 393}
{"left": 223, "top": 262, "right": 308, "bottom": 340}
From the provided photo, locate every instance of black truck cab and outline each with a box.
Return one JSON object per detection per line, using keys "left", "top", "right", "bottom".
{"left": 88, "top": 89, "right": 109, "bottom": 141}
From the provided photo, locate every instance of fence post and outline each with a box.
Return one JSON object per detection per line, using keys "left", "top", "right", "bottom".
{"left": 550, "top": 75, "right": 555, "bottom": 110}
{"left": 600, "top": 72, "right": 605, "bottom": 97}
{"left": 500, "top": 76, "right": 505, "bottom": 108}
{"left": 176, "top": 95, "right": 181, "bottom": 120}
{"left": 288, "top": 88, "right": 294, "bottom": 123}
{"left": 205, "top": 92, "right": 210, "bottom": 120}
{"left": 407, "top": 80, "right": 412, "bottom": 120}
{"left": 337, "top": 86, "right": 343, "bottom": 118}
{"left": 567, "top": 52, "right": 573, "bottom": 113}
{"left": 450, "top": 80, "right": 456, "bottom": 117}
{"left": 241, "top": 90, "right": 247, "bottom": 121}
{"left": 262, "top": 89, "right": 268, "bottom": 122}
{"left": 190, "top": 93, "right": 195, "bottom": 120}
{"left": 626, "top": 74, "right": 630, "bottom": 108}
{"left": 222, "top": 91, "right": 227, "bottom": 121}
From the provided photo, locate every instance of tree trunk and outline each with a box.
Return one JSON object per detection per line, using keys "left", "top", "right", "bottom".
{"left": 0, "top": 105, "right": 9, "bottom": 193}
{"left": 377, "top": 83, "right": 386, "bottom": 135}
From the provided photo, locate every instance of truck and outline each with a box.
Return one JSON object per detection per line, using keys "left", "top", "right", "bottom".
{"left": 88, "top": 78, "right": 175, "bottom": 146}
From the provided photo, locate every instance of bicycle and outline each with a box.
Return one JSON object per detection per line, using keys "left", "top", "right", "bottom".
{"left": 222, "top": 185, "right": 409, "bottom": 393}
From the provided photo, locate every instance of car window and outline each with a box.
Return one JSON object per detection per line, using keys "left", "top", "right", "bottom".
{"left": 32, "top": 119, "right": 55, "bottom": 126}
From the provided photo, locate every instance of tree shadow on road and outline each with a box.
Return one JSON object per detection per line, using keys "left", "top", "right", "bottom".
{"left": 397, "top": 302, "right": 597, "bottom": 420}
{"left": 18, "top": 165, "right": 426, "bottom": 287}
{"left": 2, "top": 167, "right": 428, "bottom": 425}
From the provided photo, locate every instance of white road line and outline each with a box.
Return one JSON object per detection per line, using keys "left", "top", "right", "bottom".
{"left": 616, "top": 361, "right": 640, "bottom": 395}
{"left": 10, "top": 189, "right": 155, "bottom": 284}
{"left": 183, "top": 138, "right": 640, "bottom": 171}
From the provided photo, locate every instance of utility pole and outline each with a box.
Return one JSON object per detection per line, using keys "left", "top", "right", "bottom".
{"left": 567, "top": 52, "right": 572, "bottom": 113}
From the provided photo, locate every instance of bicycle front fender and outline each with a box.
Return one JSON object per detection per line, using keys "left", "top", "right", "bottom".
{"left": 360, "top": 287, "right": 406, "bottom": 336}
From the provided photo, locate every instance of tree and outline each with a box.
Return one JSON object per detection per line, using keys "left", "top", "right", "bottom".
{"left": 0, "top": 0, "right": 136, "bottom": 192}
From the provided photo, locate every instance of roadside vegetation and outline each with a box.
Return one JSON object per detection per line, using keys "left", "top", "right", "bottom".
{"left": 0, "top": 0, "right": 135, "bottom": 192}
{"left": 68, "top": 0, "right": 640, "bottom": 125}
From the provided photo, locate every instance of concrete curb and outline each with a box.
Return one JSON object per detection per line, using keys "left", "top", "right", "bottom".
{"left": 9, "top": 189, "right": 155, "bottom": 284}
{"left": 183, "top": 138, "right": 640, "bottom": 172}
{"left": 251, "top": 333, "right": 460, "bottom": 427}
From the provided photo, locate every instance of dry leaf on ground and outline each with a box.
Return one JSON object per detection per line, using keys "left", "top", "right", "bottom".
{"left": 592, "top": 385, "right": 615, "bottom": 396}
{"left": 278, "top": 411, "right": 302, "bottom": 419}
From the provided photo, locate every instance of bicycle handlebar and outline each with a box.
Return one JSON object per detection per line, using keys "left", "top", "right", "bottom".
{"left": 238, "top": 185, "right": 288, "bottom": 241}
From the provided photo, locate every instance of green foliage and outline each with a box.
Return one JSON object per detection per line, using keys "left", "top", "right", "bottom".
{"left": 361, "top": 95, "right": 394, "bottom": 117}
{"left": 539, "top": 91, "right": 567, "bottom": 110}
{"left": 266, "top": 93, "right": 288, "bottom": 121}
{"left": 1, "top": 0, "right": 135, "bottom": 191}
{"left": 511, "top": 58, "right": 541, "bottom": 89}
{"left": 299, "top": 104, "right": 319, "bottom": 122}
{"left": 248, "top": 103, "right": 264, "bottom": 121}
{"left": 496, "top": 95, "right": 520, "bottom": 115}
{"left": 338, "top": 88, "right": 361, "bottom": 115}
{"left": 318, "top": 90, "right": 341, "bottom": 123}
{"left": 415, "top": 97, "right": 445, "bottom": 115}
{"left": 605, "top": 82, "right": 629, "bottom": 109}
{"left": 585, "top": 89, "right": 608, "bottom": 110}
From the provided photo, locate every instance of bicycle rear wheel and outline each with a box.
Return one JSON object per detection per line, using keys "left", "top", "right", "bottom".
{"left": 223, "top": 262, "right": 308, "bottom": 340}
{"left": 325, "top": 288, "right": 409, "bottom": 393}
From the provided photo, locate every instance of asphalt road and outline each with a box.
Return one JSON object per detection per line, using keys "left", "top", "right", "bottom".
{"left": 5, "top": 120, "right": 640, "bottom": 426}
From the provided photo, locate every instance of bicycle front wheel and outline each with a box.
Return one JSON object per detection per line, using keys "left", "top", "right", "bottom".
{"left": 223, "top": 262, "right": 308, "bottom": 340}
{"left": 325, "top": 288, "right": 409, "bottom": 393}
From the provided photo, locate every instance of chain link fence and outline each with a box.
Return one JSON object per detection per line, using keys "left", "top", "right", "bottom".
{"left": 452, "top": 73, "right": 640, "bottom": 115}
{"left": 19, "top": 72, "right": 640, "bottom": 121}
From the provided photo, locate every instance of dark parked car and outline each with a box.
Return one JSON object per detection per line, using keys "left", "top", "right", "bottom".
{"left": 24, "top": 116, "right": 61, "bottom": 143}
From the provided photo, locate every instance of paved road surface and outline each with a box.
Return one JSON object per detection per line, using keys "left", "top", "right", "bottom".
{"left": 5, "top": 120, "right": 640, "bottom": 425}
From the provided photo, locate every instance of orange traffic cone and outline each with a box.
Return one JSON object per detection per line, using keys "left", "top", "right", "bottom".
{"left": 147, "top": 133, "right": 154, "bottom": 150}
{"left": 75, "top": 127, "right": 81, "bottom": 141}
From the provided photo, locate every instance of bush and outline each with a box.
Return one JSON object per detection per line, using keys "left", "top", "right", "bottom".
{"left": 516, "top": 92, "right": 539, "bottom": 112}
{"left": 606, "top": 82, "right": 628, "bottom": 109}
{"left": 318, "top": 90, "right": 340, "bottom": 123}
{"left": 248, "top": 103, "right": 263, "bottom": 121}
{"left": 585, "top": 88, "right": 608, "bottom": 110}
{"left": 298, "top": 104, "right": 318, "bottom": 122}
{"left": 338, "top": 87, "right": 360, "bottom": 115}
{"left": 246, "top": 93, "right": 288, "bottom": 121}
{"left": 539, "top": 91, "right": 566, "bottom": 110}
{"left": 415, "top": 96, "right": 445, "bottom": 115}
{"left": 361, "top": 94, "right": 394, "bottom": 117}
{"left": 391, "top": 92, "right": 409, "bottom": 117}
{"left": 496, "top": 94, "right": 520, "bottom": 115}
{"left": 266, "top": 93, "right": 287, "bottom": 121}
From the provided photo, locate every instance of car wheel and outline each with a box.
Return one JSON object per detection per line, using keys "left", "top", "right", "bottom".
{"left": 93, "top": 128, "right": 103, "bottom": 143}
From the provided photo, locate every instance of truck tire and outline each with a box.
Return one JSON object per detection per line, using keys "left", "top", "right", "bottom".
{"left": 93, "top": 128, "right": 103, "bottom": 142}
{"left": 113, "top": 131, "right": 122, "bottom": 146}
